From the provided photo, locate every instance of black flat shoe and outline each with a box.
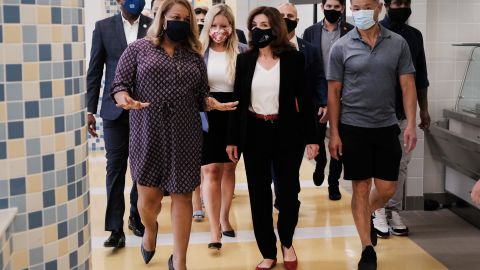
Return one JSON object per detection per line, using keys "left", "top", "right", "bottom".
{"left": 313, "top": 171, "right": 325, "bottom": 186}
{"left": 208, "top": 242, "right": 222, "bottom": 250}
{"left": 328, "top": 186, "right": 342, "bottom": 201}
{"left": 222, "top": 230, "right": 236, "bottom": 237}
{"left": 103, "top": 230, "right": 125, "bottom": 248}
{"left": 168, "top": 254, "right": 175, "bottom": 270}
{"left": 128, "top": 216, "right": 145, "bottom": 237}
{"left": 141, "top": 222, "right": 158, "bottom": 264}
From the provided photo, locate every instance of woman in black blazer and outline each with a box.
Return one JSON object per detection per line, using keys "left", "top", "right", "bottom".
{"left": 226, "top": 6, "right": 319, "bottom": 270}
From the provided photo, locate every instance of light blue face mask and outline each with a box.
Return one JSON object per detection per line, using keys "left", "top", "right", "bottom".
{"left": 352, "top": 9, "right": 376, "bottom": 30}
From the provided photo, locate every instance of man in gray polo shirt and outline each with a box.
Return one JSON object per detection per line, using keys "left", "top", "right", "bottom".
{"left": 327, "top": 0, "right": 417, "bottom": 269}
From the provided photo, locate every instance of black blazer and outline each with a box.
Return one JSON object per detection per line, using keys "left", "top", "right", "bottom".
{"left": 86, "top": 14, "right": 152, "bottom": 120}
{"left": 236, "top": 29, "right": 247, "bottom": 44}
{"left": 227, "top": 49, "right": 317, "bottom": 152}
{"left": 297, "top": 37, "right": 325, "bottom": 107}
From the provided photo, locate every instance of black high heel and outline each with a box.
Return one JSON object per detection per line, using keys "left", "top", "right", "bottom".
{"left": 140, "top": 222, "right": 158, "bottom": 264}
{"left": 168, "top": 254, "right": 175, "bottom": 270}
{"left": 222, "top": 230, "right": 236, "bottom": 238}
{"left": 208, "top": 242, "right": 223, "bottom": 250}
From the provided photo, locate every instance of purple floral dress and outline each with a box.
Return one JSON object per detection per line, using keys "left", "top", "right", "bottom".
{"left": 111, "top": 38, "right": 209, "bottom": 193}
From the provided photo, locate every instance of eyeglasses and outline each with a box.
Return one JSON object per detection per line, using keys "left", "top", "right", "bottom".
{"left": 194, "top": 8, "right": 207, "bottom": 15}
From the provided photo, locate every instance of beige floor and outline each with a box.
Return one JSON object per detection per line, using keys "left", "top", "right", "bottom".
{"left": 89, "top": 152, "right": 446, "bottom": 270}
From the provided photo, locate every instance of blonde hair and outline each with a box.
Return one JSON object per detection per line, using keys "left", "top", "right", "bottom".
{"left": 146, "top": 0, "right": 202, "bottom": 55}
{"left": 199, "top": 4, "right": 240, "bottom": 84}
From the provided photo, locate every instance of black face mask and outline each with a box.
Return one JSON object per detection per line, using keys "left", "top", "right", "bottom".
{"left": 283, "top": 18, "right": 298, "bottom": 33}
{"left": 388, "top": 7, "right": 412, "bottom": 25}
{"left": 251, "top": 28, "right": 274, "bottom": 48}
{"left": 164, "top": 20, "right": 191, "bottom": 42}
{"left": 324, "top": 9, "right": 342, "bottom": 24}
{"left": 198, "top": 23, "right": 204, "bottom": 33}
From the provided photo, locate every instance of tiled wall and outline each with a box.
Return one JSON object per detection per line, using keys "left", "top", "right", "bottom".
{"left": 0, "top": 0, "right": 91, "bottom": 269}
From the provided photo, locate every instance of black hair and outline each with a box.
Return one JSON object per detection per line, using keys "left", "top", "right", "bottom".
{"left": 322, "top": 0, "right": 345, "bottom": 6}
{"left": 384, "top": 0, "right": 411, "bottom": 5}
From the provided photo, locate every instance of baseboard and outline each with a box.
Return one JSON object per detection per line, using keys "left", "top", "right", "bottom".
{"left": 405, "top": 196, "right": 424, "bottom": 210}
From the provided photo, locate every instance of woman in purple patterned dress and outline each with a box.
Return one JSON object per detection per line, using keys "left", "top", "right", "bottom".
{"left": 111, "top": 0, "right": 237, "bottom": 269}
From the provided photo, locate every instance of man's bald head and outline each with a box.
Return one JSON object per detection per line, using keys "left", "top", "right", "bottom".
{"left": 277, "top": 2, "right": 298, "bottom": 20}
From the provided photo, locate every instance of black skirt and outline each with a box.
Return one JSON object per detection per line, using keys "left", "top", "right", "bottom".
{"left": 202, "top": 92, "right": 234, "bottom": 165}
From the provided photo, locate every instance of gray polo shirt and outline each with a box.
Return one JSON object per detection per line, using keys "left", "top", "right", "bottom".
{"left": 327, "top": 25, "right": 415, "bottom": 128}
{"left": 321, "top": 20, "right": 341, "bottom": 72}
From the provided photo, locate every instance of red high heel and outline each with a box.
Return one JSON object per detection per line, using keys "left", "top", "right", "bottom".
{"left": 255, "top": 259, "right": 277, "bottom": 270}
{"left": 281, "top": 245, "right": 298, "bottom": 270}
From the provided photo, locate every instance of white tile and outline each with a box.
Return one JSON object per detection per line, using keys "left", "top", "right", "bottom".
{"left": 407, "top": 158, "right": 424, "bottom": 178}
{"left": 41, "top": 136, "right": 55, "bottom": 155}
{"left": 436, "top": 62, "right": 456, "bottom": 82}
{"left": 406, "top": 177, "right": 424, "bottom": 196}
{"left": 28, "top": 228, "right": 44, "bottom": 249}
{"left": 27, "top": 192, "right": 43, "bottom": 212}
{"left": 437, "top": 4, "right": 458, "bottom": 24}
{"left": 12, "top": 232, "right": 28, "bottom": 251}
{"left": 8, "top": 158, "right": 26, "bottom": 179}
{"left": 456, "top": 23, "right": 479, "bottom": 42}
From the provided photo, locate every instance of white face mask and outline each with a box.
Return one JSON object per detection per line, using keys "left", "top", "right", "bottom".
{"left": 352, "top": 9, "right": 376, "bottom": 30}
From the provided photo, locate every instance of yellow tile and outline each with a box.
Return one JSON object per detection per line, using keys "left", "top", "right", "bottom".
{"left": 3, "top": 44, "right": 23, "bottom": 64}
{"left": 52, "top": 80, "right": 64, "bottom": 97}
{"left": 23, "top": 81, "right": 40, "bottom": 101}
{"left": 8, "top": 158, "right": 26, "bottom": 179}
{"left": 41, "top": 118, "right": 54, "bottom": 136}
{"left": 25, "top": 119, "right": 41, "bottom": 138}
{"left": 20, "top": 5, "right": 36, "bottom": 24}
{"left": 44, "top": 225, "right": 58, "bottom": 244}
{"left": 63, "top": 26, "right": 72, "bottom": 42}
{"left": 55, "top": 133, "right": 66, "bottom": 152}
{"left": 0, "top": 103, "right": 6, "bottom": 122}
{"left": 3, "top": 25, "right": 21, "bottom": 43}
{"left": 51, "top": 44, "right": 64, "bottom": 62}
{"left": 27, "top": 174, "right": 42, "bottom": 193}
{"left": 56, "top": 186, "right": 68, "bottom": 204}
{"left": 37, "top": 6, "right": 51, "bottom": 24}
{"left": 41, "top": 136, "right": 54, "bottom": 155}
{"left": 12, "top": 251, "right": 28, "bottom": 270}
{"left": 78, "top": 27, "right": 85, "bottom": 42}
{"left": 58, "top": 239, "right": 68, "bottom": 257}
{"left": 23, "top": 63, "right": 39, "bottom": 81}
{"left": 52, "top": 25, "right": 63, "bottom": 43}
{"left": 8, "top": 140, "right": 25, "bottom": 159}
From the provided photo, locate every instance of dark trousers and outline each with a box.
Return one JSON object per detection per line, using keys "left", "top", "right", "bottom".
{"left": 243, "top": 115, "right": 303, "bottom": 259}
{"left": 103, "top": 111, "right": 139, "bottom": 232}
{"left": 315, "top": 121, "right": 343, "bottom": 186}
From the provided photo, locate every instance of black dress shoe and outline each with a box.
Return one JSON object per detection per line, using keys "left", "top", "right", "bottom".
{"left": 358, "top": 246, "right": 377, "bottom": 270}
{"left": 328, "top": 186, "right": 342, "bottom": 201}
{"left": 141, "top": 222, "right": 158, "bottom": 264}
{"left": 168, "top": 254, "right": 175, "bottom": 270}
{"left": 128, "top": 216, "right": 145, "bottom": 237}
{"left": 103, "top": 231, "right": 125, "bottom": 248}
{"left": 313, "top": 171, "right": 325, "bottom": 186}
{"left": 222, "top": 230, "right": 236, "bottom": 237}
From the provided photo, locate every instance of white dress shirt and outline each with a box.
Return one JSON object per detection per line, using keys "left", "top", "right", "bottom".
{"left": 249, "top": 60, "right": 281, "bottom": 115}
{"left": 207, "top": 49, "right": 234, "bottom": 93}
{"left": 122, "top": 13, "right": 140, "bottom": 44}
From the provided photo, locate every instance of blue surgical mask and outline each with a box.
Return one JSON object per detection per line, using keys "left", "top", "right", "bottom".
{"left": 352, "top": 10, "right": 376, "bottom": 30}
{"left": 122, "top": 0, "right": 146, "bottom": 17}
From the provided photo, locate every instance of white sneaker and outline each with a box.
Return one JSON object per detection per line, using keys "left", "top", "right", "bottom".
{"left": 373, "top": 208, "right": 390, "bottom": 238}
{"left": 388, "top": 211, "right": 409, "bottom": 236}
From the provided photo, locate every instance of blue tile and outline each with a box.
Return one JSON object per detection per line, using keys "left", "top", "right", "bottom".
{"left": 25, "top": 101, "right": 39, "bottom": 118}
{"left": 27, "top": 157, "right": 41, "bottom": 174}
{"left": 21, "top": 0, "right": 36, "bottom": 4}
{"left": 0, "top": 142, "right": 5, "bottom": 159}
{"left": 6, "top": 83, "right": 22, "bottom": 101}
{"left": 13, "top": 213, "right": 27, "bottom": 232}
{"left": 54, "top": 116, "right": 64, "bottom": 133}
{"left": 7, "top": 121, "right": 23, "bottom": 139}
{"left": 52, "top": 63, "right": 64, "bottom": 79}
{"left": 6, "top": 64, "right": 22, "bottom": 82}
{"left": 82, "top": 162, "right": 87, "bottom": 177}
{"left": 46, "top": 260, "right": 57, "bottom": 270}
{"left": 22, "top": 26, "right": 37, "bottom": 43}
{"left": 0, "top": 199, "right": 8, "bottom": 209}
{"left": 75, "top": 130, "right": 81, "bottom": 146}
{"left": 76, "top": 181, "right": 82, "bottom": 197}
{"left": 10, "top": 195, "right": 26, "bottom": 213}
{"left": 0, "top": 249, "right": 3, "bottom": 269}
{"left": 39, "top": 44, "right": 52, "bottom": 62}
{"left": 64, "top": 79, "right": 73, "bottom": 96}
{"left": 43, "top": 190, "right": 55, "bottom": 208}
{"left": 10, "top": 177, "right": 26, "bottom": 196}
{"left": 67, "top": 183, "right": 75, "bottom": 200}
{"left": 0, "top": 65, "right": 4, "bottom": 82}
{"left": 57, "top": 204, "right": 67, "bottom": 222}
{"left": 54, "top": 99, "right": 64, "bottom": 115}
{"left": 73, "top": 78, "right": 80, "bottom": 94}
{"left": 42, "top": 154, "right": 54, "bottom": 172}
{"left": 77, "top": 231, "right": 84, "bottom": 246}
{"left": 26, "top": 138, "right": 40, "bottom": 156}
{"left": 43, "top": 172, "right": 55, "bottom": 190}
{"left": 57, "top": 221, "right": 68, "bottom": 239}
{"left": 7, "top": 102, "right": 23, "bottom": 120}
{"left": 29, "top": 247, "right": 43, "bottom": 266}
{"left": 0, "top": 84, "right": 4, "bottom": 101}
{"left": 3, "top": 6, "right": 20, "bottom": 23}
{"left": 51, "top": 7, "right": 61, "bottom": 24}
{"left": 39, "top": 63, "right": 52, "bottom": 81}
{"left": 0, "top": 123, "right": 5, "bottom": 141}
{"left": 72, "top": 26, "right": 78, "bottom": 42}
{"left": 0, "top": 181, "right": 8, "bottom": 198}
{"left": 62, "top": 8, "right": 72, "bottom": 25}
{"left": 63, "top": 44, "right": 72, "bottom": 60}
{"left": 40, "top": 99, "right": 53, "bottom": 117}
{"left": 28, "top": 211, "right": 42, "bottom": 229}
{"left": 67, "top": 149, "right": 74, "bottom": 166}
{"left": 69, "top": 251, "right": 78, "bottom": 268}
{"left": 64, "top": 62, "right": 72, "bottom": 78}
{"left": 43, "top": 207, "right": 56, "bottom": 226}
{"left": 56, "top": 169, "right": 67, "bottom": 186}
{"left": 0, "top": 25, "right": 3, "bottom": 43}
{"left": 40, "top": 81, "right": 52, "bottom": 98}
{"left": 78, "top": 9, "right": 83, "bottom": 24}
{"left": 23, "top": 44, "right": 38, "bottom": 62}
{"left": 67, "top": 166, "right": 75, "bottom": 183}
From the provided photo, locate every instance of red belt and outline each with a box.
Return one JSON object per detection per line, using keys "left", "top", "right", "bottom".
{"left": 249, "top": 111, "right": 279, "bottom": 122}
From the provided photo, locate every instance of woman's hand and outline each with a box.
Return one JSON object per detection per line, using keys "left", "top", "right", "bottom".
{"left": 114, "top": 92, "right": 150, "bottom": 110}
{"left": 206, "top": 97, "right": 238, "bottom": 111}
{"left": 306, "top": 144, "right": 319, "bottom": 160}
{"left": 471, "top": 180, "right": 480, "bottom": 205}
{"left": 226, "top": 145, "right": 239, "bottom": 163}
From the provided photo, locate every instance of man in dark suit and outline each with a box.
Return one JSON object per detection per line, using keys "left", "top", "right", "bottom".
{"left": 86, "top": 0, "right": 151, "bottom": 248}
{"left": 303, "top": 0, "right": 354, "bottom": 200}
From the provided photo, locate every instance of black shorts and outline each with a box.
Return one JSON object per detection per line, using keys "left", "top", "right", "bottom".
{"left": 339, "top": 123, "right": 402, "bottom": 181}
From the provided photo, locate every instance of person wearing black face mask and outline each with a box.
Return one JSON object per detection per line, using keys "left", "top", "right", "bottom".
{"left": 376, "top": 0, "right": 430, "bottom": 240}
{"left": 86, "top": 0, "right": 152, "bottom": 248}
{"left": 111, "top": 0, "right": 238, "bottom": 268}
{"left": 227, "top": 6, "right": 318, "bottom": 270}
{"left": 303, "top": 0, "right": 354, "bottom": 200}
